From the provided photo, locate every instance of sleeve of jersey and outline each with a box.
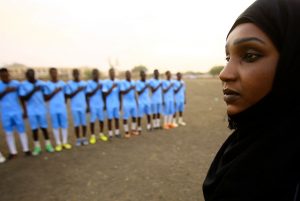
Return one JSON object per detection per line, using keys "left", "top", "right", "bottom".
{"left": 18, "top": 83, "right": 27, "bottom": 96}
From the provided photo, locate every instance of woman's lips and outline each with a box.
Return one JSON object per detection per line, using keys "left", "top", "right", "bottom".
{"left": 223, "top": 88, "right": 240, "bottom": 103}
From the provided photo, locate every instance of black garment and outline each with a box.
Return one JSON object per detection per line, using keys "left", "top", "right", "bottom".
{"left": 203, "top": 0, "right": 300, "bottom": 200}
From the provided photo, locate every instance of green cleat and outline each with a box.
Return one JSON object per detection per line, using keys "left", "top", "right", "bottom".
{"left": 32, "top": 146, "right": 42, "bottom": 156}
{"left": 46, "top": 144, "right": 54, "bottom": 153}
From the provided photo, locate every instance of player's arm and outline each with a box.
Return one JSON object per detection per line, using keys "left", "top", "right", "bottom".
{"left": 44, "top": 87, "right": 62, "bottom": 101}
{"left": 174, "top": 84, "right": 183, "bottom": 94}
{"left": 121, "top": 85, "right": 135, "bottom": 95}
{"left": 20, "top": 97, "right": 28, "bottom": 118}
{"left": 151, "top": 83, "right": 162, "bottom": 93}
{"left": 0, "top": 87, "right": 17, "bottom": 99}
{"left": 86, "top": 84, "right": 101, "bottom": 97}
{"left": 86, "top": 94, "right": 90, "bottom": 113}
{"left": 119, "top": 91, "right": 122, "bottom": 111}
{"left": 137, "top": 84, "right": 148, "bottom": 95}
{"left": 104, "top": 83, "right": 117, "bottom": 96}
{"left": 67, "top": 86, "right": 84, "bottom": 99}
{"left": 163, "top": 83, "right": 174, "bottom": 93}
{"left": 102, "top": 92, "right": 106, "bottom": 111}
{"left": 21, "top": 86, "right": 41, "bottom": 101}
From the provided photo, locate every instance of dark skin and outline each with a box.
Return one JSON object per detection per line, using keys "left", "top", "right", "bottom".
{"left": 68, "top": 69, "right": 87, "bottom": 138}
{"left": 44, "top": 69, "right": 63, "bottom": 102}
{"left": 162, "top": 71, "right": 174, "bottom": 93}
{"left": 105, "top": 69, "right": 120, "bottom": 131}
{"left": 0, "top": 71, "right": 17, "bottom": 99}
{"left": 137, "top": 70, "right": 151, "bottom": 131}
{"left": 87, "top": 69, "right": 104, "bottom": 134}
{"left": 173, "top": 72, "right": 186, "bottom": 118}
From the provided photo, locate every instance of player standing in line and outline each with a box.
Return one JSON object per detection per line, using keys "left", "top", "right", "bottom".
{"left": 120, "top": 70, "right": 139, "bottom": 139}
{"left": 136, "top": 70, "right": 152, "bottom": 134}
{"left": 0, "top": 68, "right": 31, "bottom": 160}
{"left": 102, "top": 68, "right": 121, "bottom": 139}
{"left": 149, "top": 69, "right": 163, "bottom": 129}
{"left": 44, "top": 68, "right": 72, "bottom": 152}
{"left": 173, "top": 72, "right": 187, "bottom": 126}
{"left": 66, "top": 69, "right": 88, "bottom": 146}
{"left": 20, "top": 69, "right": 54, "bottom": 156}
{"left": 162, "top": 71, "right": 176, "bottom": 130}
{"left": 86, "top": 69, "right": 108, "bottom": 144}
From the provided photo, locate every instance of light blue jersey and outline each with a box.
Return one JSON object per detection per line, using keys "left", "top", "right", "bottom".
{"left": 66, "top": 80, "right": 87, "bottom": 111}
{"left": 136, "top": 80, "right": 151, "bottom": 105}
{"left": 173, "top": 80, "right": 185, "bottom": 103}
{"left": 149, "top": 78, "right": 163, "bottom": 104}
{"left": 19, "top": 80, "right": 47, "bottom": 116}
{"left": 0, "top": 80, "right": 22, "bottom": 116}
{"left": 102, "top": 79, "right": 121, "bottom": 119}
{"left": 0, "top": 80, "right": 25, "bottom": 133}
{"left": 44, "top": 80, "right": 67, "bottom": 114}
{"left": 86, "top": 80, "right": 104, "bottom": 109}
{"left": 162, "top": 79, "right": 175, "bottom": 102}
{"left": 120, "top": 80, "right": 136, "bottom": 106}
{"left": 102, "top": 79, "right": 121, "bottom": 108}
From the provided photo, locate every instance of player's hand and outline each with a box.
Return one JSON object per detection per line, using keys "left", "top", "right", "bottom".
{"left": 97, "top": 84, "right": 102, "bottom": 90}
{"left": 5, "top": 87, "right": 16, "bottom": 92}
{"left": 113, "top": 83, "right": 117, "bottom": 88}
{"left": 171, "top": 83, "right": 174, "bottom": 86}
{"left": 35, "top": 86, "right": 41, "bottom": 91}
{"left": 78, "top": 86, "right": 84, "bottom": 91}
{"left": 131, "top": 85, "right": 135, "bottom": 90}
{"left": 55, "top": 87, "right": 62, "bottom": 93}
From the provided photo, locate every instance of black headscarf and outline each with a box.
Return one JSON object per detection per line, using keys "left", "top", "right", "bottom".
{"left": 203, "top": 0, "right": 300, "bottom": 200}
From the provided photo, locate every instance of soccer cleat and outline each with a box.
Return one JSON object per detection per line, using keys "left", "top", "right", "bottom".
{"left": 89, "top": 136, "right": 96, "bottom": 144}
{"left": 32, "top": 146, "right": 42, "bottom": 156}
{"left": 124, "top": 133, "right": 131, "bottom": 139}
{"left": 163, "top": 124, "right": 170, "bottom": 130}
{"left": 7, "top": 154, "right": 17, "bottom": 160}
{"left": 99, "top": 134, "right": 108, "bottom": 142}
{"left": 172, "top": 123, "right": 178, "bottom": 128}
{"left": 24, "top": 151, "right": 32, "bottom": 156}
{"left": 46, "top": 144, "right": 55, "bottom": 153}
{"left": 168, "top": 124, "right": 176, "bottom": 129}
{"left": 131, "top": 131, "right": 139, "bottom": 136}
{"left": 62, "top": 143, "right": 72, "bottom": 149}
{"left": 55, "top": 145, "right": 62, "bottom": 152}
{"left": 179, "top": 121, "right": 186, "bottom": 126}
{"left": 82, "top": 138, "right": 89, "bottom": 145}
{"left": 115, "top": 134, "right": 122, "bottom": 138}
{"left": 0, "top": 153, "right": 6, "bottom": 163}
{"left": 76, "top": 139, "right": 82, "bottom": 146}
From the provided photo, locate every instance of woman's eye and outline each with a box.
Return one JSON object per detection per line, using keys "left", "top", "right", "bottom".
{"left": 242, "top": 52, "right": 262, "bottom": 62}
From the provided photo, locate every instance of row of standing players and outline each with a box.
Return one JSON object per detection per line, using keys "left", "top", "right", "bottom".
{"left": 0, "top": 67, "right": 187, "bottom": 163}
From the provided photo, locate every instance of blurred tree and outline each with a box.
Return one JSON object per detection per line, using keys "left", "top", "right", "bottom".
{"left": 132, "top": 65, "right": 148, "bottom": 73}
{"left": 209, "top": 66, "right": 224, "bottom": 76}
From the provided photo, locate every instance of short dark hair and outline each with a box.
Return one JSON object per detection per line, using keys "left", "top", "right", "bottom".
{"left": 0, "top": 68, "right": 8, "bottom": 73}
{"left": 49, "top": 67, "right": 57, "bottom": 73}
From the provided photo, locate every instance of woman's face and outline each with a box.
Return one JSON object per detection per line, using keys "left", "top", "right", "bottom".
{"left": 220, "top": 23, "right": 279, "bottom": 115}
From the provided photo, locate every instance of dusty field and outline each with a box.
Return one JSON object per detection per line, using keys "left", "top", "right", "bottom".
{"left": 0, "top": 78, "right": 230, "bottom": 201}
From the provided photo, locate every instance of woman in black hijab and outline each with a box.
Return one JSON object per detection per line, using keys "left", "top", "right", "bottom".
{"left": 203, "top": 0, "right": 300, "bottom": 200}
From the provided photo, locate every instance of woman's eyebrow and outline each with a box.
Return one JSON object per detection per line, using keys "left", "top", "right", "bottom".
{"left": 233, "top": 37, "right": 265, "bottom": 45}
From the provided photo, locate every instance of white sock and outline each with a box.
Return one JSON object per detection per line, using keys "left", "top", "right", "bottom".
{"left": 168, "top": 115, "right": 173, "bottom": 124}
{"left": 53, "top": 128, "right": 61, "bottom": 145}
{"left": 179, "top": 117, "right": 183, "bottom": 122}
{"left": 157, "top": 118, "right": 161, "bottom": 127}
{"left": 6, "top": 132, "right": 17, "bottom": 154}
{"left": 19, "top": 133, "right": 29, "bottom": 152}
{"left": 62, "top": 128, "right": 68, "bottom": 144}
{"left": 147, "top": 124, "right": 151, "bottom": 130}
{"left": 91, "top": 134, "right": 95, "bottom": 137}
{"left": 131, "top": 122, "right": 136, "bottom": 130}
{"left": 99, "top": 133, "right": 104, "bottom": 136}
{"left": 45, "top": 140, "right": 51, "bottom": 146}
{"left": 138, "top": 126, "right": 142, "bottom": 131}
{"left": 34, "top": 141, "right": 41, "bottom": 148}
{"left": 115, "top": 129, "right": 120, "bottom": 135}
{"left": 173, "top": 118, "right": 177, "bottom": 124}
{"left": 108, "top": 130, "right": 113, "bottom": 137}
{"left": 124, "top": 124, "right": 129, "bottom": 133}
{"left": 164, "top": 116, "right": 168, "bottom": 125}
{"left": 153, "top": 120, "right": 156, "bottom": 128}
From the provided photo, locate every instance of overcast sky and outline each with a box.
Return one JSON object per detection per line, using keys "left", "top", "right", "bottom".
{"left": 0, "top": 0, "right": 255, "bottom": 72}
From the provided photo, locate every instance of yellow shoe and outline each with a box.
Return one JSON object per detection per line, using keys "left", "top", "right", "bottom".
{"left": 62, "top": 143, "right": 72, "bottom": 149}
{"left": 55, "top": 145, "right": 62, "bottom": 152}
{"left": 99, "top": 134, "right": 108, "bottom": 142}
{"left": 89, "top": 136, "right": 96, "bottom": 144}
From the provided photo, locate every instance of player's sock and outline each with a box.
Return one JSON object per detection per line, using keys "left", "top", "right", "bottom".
{"left": 6, "top": 132, "right": 17, "bottom": 154}
{"left": 157, "top": 119, "right": 161, "bottom": 127}
{"left": 147, "top": 124, "right": 151, "bottom": 130}
{"left": 164, "top": 116, "right": 168, "bottom": 125}
{"left": 173, "top": 118, "right": 177, "bottom": 124}
{"left": 45, "top": 140, "right": 52, "bottom": 146}
{"left": 169, "top": 115, "right": 173, "bottom": 124}
{"left": 138, "top": 127, "right": 142, "bottom": 131}
{"left": 62, "top": 128, "right": 68, "bottom": 144}
{"left": 19, "top": 133, "right": 29, "bottom": 152}
{"left": 115, "top": 129, "right": 120, "bottom": 136}
{"left": 34, "top": 141, "right": 41, "bottom": 148}
{"left": 124, "top": 124, "right": 129, "bottom": 133}
{"left": 131, "top": 122, "right": 137, "bottom": 131}
{"left": 108, "top": 130, "right": 113, "bottom": 137}
{"left": 53, "top": 128, "right": 61, "bottom": 145}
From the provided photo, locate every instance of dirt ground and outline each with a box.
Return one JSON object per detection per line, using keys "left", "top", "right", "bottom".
{"left": 0, "top": 78, "right": 230, "bottom": 201}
